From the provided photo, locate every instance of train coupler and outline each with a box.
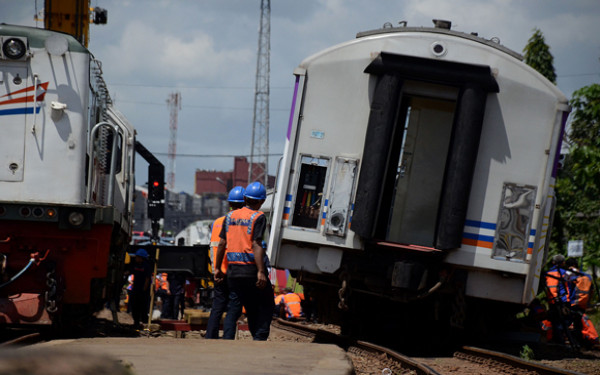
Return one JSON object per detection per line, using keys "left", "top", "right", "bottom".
{"left": 338, "top": 271, "right": 350, "bottom": 311}
{"left": 45, "top": 265, "right": 59, "bottom": 314}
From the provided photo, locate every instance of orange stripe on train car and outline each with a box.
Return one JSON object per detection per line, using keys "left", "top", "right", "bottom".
{"left": 461, "top": 238, "right": 494, "bottom": 249}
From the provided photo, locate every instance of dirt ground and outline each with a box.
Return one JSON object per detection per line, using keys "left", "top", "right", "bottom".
{"left": 93, "top": 309, "right": 600, "bottom": 374}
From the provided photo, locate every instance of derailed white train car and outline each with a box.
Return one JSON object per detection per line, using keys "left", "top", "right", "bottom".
{"left": 267, "top": 21, "right": 568, "bottom": 335}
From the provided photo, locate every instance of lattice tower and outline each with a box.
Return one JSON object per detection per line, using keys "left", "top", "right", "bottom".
{"left": 249, "top": 0, "right": 270, "bottom": 186}
{"left": 166, "top": 92, "right": 181, "bottom": 190}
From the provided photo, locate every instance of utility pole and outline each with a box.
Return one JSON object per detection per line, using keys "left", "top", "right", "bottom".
{"left": 249, "top": 0, "right": 270, "bottom": 186}
{"left": 166, "top": 92, "right": 181, "bottom": 191}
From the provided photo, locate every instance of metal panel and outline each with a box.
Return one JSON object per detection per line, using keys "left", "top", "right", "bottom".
{"left": 492, "top": 183, "right": 536, "bottom": 262}
{"left": 325, "top": 157, "right": 357, "bottom": 237}
{"left": 129, "top": 244, "right": 210, "bottom": 278}
{"left": 0, "top": 66, "right": 28, "bottom": 181}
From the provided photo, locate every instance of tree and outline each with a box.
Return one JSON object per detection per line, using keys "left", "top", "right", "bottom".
{"left": 567, "top": 84, "right": 600, "bottom": 148}
{"left": 551, "top": 84, "right": 600, "bottom": 285}
{"left": 523, "top": 28, "right": 557, "bottom": 84}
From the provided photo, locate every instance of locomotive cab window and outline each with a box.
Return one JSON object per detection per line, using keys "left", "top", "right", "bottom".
{"left": 291, "top": 156, "right": 328, "bottom": 229}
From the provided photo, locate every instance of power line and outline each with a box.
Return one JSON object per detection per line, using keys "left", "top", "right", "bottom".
{"left": 151, "top": 152, "right": 282, "bottom": 158}
{"left": 114, "top": 99, "right": 289, "bottom": 112}
{"left": 108, "top": 83, "right": 291, "bottom": 90}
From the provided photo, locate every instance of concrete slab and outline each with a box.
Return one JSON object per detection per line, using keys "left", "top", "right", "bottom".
{"left": 27, "top": 337, "right": 354, "bottom": 375}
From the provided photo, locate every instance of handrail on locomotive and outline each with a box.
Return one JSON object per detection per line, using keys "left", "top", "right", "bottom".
{"left": 87, "top": 122, "right": 120, "bottom": 206}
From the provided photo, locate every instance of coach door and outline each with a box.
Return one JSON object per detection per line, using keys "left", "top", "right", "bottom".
{"left": 387, "top": 86, "right": 456, "bottom": 245}
{"left": 351, "top": 52, "right": 498, "bottom": 250}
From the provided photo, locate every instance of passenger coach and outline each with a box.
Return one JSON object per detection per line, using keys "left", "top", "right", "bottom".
{"left": 267, "top": 21, "right": 569, "bottom": 336}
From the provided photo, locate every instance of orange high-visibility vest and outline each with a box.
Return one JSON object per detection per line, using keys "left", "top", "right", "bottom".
{"left": 283, "top": 293, "right": 303, "bottom": 319}
{"left": 581, "top": 314, "right": 599, "bottom": 344}
{"left": 540, "top": 319, "right": 553, "bottom": 341}
{"left": 210, "top": 216, "right": 228, "bottom": 274}
{"left": 571, "top": 273, "right": 593, "bottom": 309}
{"left": 546, "top": 268, "right": 569, "bottom": 304}
{"left": 275, "top": 294, "right": 284, "bottom": 306}
{"left": 224, "top": 207, "right": 264, "bottom": 266}
{"left": 155, "top": 273, "right": 169, "bottom": 291}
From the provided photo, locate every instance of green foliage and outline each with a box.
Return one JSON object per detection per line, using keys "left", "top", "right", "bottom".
{"left": 550, "top": 84, "right": 600, "bottom": 275}
{"left": 567, "top": 84, "right": 600, "bottom": 148}
{"left": 523, "top": 28, "right": 557, "bottom": 84}
{"left": 589, "top": 309, "right": 600, "bottom": 331}
{"left": 520, "top": 345, "right": 535, "bottom": 361}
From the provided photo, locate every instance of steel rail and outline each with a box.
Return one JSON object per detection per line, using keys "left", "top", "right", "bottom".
{"left": 274, "top": 320, "right": 586, "bottom": 375}
{"left": 273, "top": 319, "right": 442, "bottom": 375}
{"left": 459, "top": 346, "right": 585, "bottom": 375}
{"left": 0, "top": 332, "right": 43, "bottom": 347}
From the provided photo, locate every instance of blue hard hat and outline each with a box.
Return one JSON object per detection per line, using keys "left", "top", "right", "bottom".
{"left": 135, "top": 249, "right": 149, "bottom": 258}
{"left": 228, "top": 186, "right": 246, "bottom": 203}
{"left": 244, "top": 181, "right": 266, "bottom": 200}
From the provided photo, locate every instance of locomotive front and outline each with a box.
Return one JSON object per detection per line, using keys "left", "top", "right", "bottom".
{"left": 0, "top": 25, "right": 135, "bottom": 326}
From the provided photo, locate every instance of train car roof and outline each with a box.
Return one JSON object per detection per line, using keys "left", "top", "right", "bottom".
{"left": 356, "top": 25, "right": 523, "bottom": 61}
{"left": 0, "top": 23, "right": 87, "bottom": 53}
{"left": 295, "top": 24, "right": 566, "bottom": 103}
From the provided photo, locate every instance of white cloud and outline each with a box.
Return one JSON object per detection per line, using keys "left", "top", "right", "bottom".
{"left": 100, "top": 20, "right": 253, "bottom": 81}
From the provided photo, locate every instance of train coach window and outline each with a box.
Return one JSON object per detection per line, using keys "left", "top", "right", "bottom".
{"left": 291, "top": 156, "right": 329, "bottom": 229}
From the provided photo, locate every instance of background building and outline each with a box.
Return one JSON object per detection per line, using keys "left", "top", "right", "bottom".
{"left": 195, "top": 156, "right": 274, "bottom": 195}
{"left": 134, "top": 156, "right": 274, "bottom": 236}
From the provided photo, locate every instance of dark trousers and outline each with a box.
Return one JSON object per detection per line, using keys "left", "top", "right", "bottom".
{"left": 162, "top": 294, "right": 173, "bottom": 319}
{"left": 130, "top": 290, "right": 149, "bottom": 326}
{"left": 206, "top": 278, "right": 243, "bottom": 339}
{"left": 228, "top": 277, "right": 274, "bottom": 341}
{"left": 172, "top": 293, "right": 185, "bottom": 320}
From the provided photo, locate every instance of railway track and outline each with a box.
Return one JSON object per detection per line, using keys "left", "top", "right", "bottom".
{"left": 0, "top": 332, "right": 45, "bottom": 347}
{"left": 272, "top": 319, "right": 585, "bottom": 375}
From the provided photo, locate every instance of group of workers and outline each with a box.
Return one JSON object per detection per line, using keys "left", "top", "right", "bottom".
{"left": 124, "top": 181, "right": 285, "bottom": 338}
{"left": 125, "top": 249, "right": 192, "bottom": 328}
{"left": 205, "top": 182, "right": 275, "bottom": 341}
{"left": 543, "top": 254, "right": 599, "bottom": 348}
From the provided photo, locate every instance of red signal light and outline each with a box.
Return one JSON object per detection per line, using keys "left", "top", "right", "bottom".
{"left": 153, "top": 181, "right": 159, "bottom": 187}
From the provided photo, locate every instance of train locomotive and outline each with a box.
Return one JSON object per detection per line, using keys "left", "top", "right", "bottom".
{"left": 267, "top": 21, "right": 569, "bottom": 340}
{"left": 0, "top": 24, "right": 136, "bottom": 326}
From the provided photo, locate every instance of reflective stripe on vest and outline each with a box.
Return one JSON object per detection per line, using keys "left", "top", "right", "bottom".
{"left": 284, "top": 293, "right": 302, "bottom": 318}
{"left": 224, "top": 207, "right": 264, "bottom": 266}
{"left": 210, "top": 216, "right": 228, "bottom": 274}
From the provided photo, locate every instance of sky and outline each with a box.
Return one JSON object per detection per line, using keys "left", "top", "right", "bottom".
{"left": 2, "top": 0, "right": 599, "bottom": 194}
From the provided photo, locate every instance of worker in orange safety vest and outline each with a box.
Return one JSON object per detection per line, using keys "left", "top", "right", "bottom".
{"left": 205, "top": 186, "right": 245, "bottom": 339}
{"left": 281, "top": 290, "right": 303, "bottom": 320}
{"left": 215, "top": 182, "right": 275, "bottom": 341}
{"left": 155, "top": 272, "right": 170, "bottom": 319}
{"left": 566, "top": 258, "right": 599, "bottom": 347}
{"left": 544, "top": 254, "right": 572, "bottom": 345}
